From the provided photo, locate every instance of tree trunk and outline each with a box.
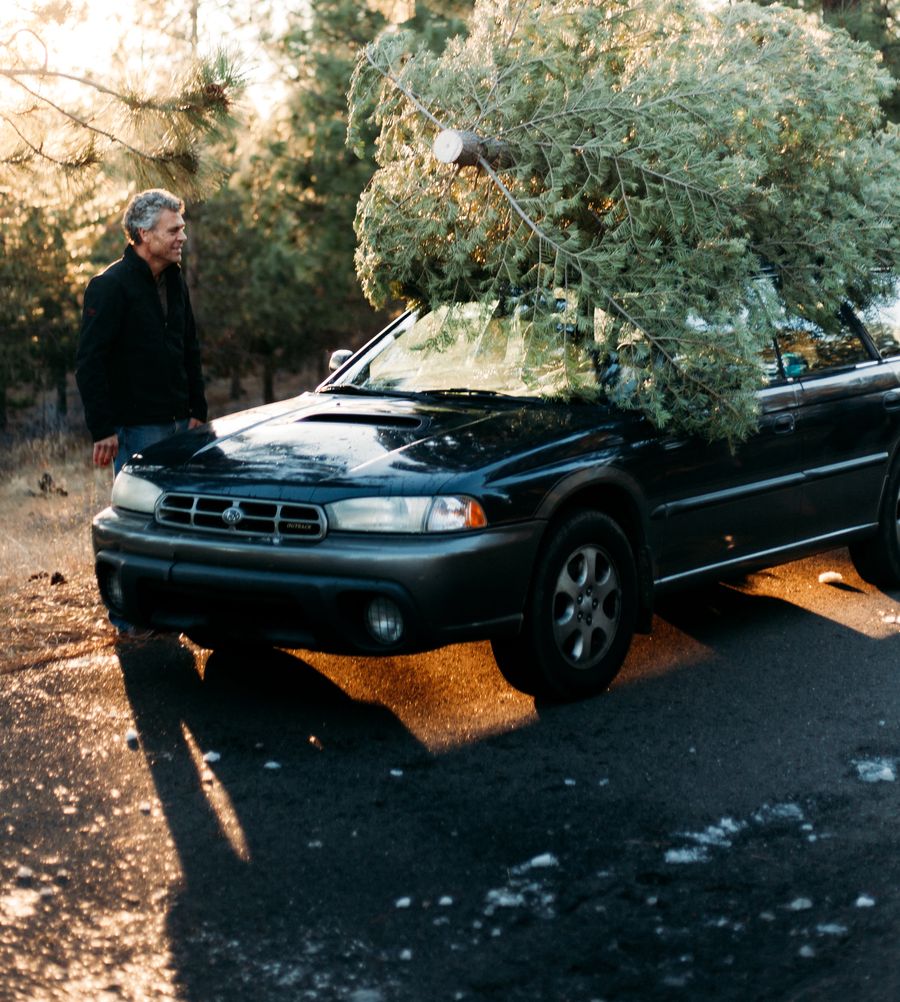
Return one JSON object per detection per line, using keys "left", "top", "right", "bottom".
{"left": 54, "top": 364, "right": 68, "bottom": 419}
{"left": 262, "top": 356, "right": 275, "bottom": 404}
{"left": 230, "top": 367, "right": 244, "bottom": 401}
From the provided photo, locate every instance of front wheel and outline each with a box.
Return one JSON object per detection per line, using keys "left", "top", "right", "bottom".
{"left": 849, "top": 461, "right": 900, "bottom": 587}
{"left": 491, "top": 511, "right": 638, "bottom": 701}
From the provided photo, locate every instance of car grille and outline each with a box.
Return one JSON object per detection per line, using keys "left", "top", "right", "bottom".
{"left": 155, "top": 492, "right": 326, "bottom": 542}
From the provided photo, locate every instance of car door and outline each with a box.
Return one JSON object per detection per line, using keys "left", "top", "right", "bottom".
{"left": 778, "top": 307, "right": 900, "bottom": 541}
{"left": 644, "top": 356, "right": 804, "bottom": 583}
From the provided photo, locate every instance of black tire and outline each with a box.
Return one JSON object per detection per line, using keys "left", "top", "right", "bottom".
{"left": 849, "top": 461, "right": 900, "bottom": 587}
{"left": 491, "top": 510, "right": 638, "bottom": 701}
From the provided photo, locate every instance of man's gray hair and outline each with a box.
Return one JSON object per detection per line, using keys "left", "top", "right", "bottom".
{"left": 123, "top": 189, "right": 184, "bottom": 244}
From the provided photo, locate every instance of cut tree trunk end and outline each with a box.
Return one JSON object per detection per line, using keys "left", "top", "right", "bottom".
{"left": 432, "top": 129, "right": 510, "bottom": 169}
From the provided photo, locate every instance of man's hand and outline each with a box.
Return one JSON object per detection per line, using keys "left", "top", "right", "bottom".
{"left": 92, "top": 434, "right": 119, "bottom": 467}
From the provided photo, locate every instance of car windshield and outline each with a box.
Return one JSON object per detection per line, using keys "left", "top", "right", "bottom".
{"left": 328, "top": 276, "right": 891, "bottom": 399}
{"left": 333, "top": 296, "right": 600, "bottom": 399}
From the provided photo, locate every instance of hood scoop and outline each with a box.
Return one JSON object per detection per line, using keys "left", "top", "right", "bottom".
{"left": 298, "top": 411, "right": 423, "bottom": 429}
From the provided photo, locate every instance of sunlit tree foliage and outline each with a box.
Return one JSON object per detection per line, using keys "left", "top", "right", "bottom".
{"left": 754, "top": 0, "right": 899, "bottom": 121}
{"left": 0, "top": 2, "right": 243, "bottom": 197}
{"left": 349, "top": 0, "right": 900, "bottom": 444}
{"left": 191, "top": 0, "right": 474, "bottom": 403}
{"left": 272, "top": 0, "right": 473, "bottom": 344}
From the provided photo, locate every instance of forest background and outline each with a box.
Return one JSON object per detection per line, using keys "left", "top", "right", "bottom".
{"left": 1, "top": 0, "right": 898, "bottom": 439}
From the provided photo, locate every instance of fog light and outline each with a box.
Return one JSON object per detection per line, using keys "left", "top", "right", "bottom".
{"left": 103, "top": 566, "right": 125, "bottom": 611}
{"left": 365, "top": 597, "right": 404, "bottom": 645}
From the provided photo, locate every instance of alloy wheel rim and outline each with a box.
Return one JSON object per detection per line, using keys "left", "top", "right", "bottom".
{"left": 551, "top": 544, "right": 621, "bottom": 669}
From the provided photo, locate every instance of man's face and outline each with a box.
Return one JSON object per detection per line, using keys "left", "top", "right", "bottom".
{"left": 140, "top": 209, "right": 186, "bottom": 269}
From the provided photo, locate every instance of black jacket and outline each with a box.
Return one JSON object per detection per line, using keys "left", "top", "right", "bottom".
{"left": 75, "top": 245, "right": 208, "bottom": 442}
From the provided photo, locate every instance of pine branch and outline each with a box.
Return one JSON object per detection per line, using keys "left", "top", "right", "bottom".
{"left": 350, "top": 0, "right": 900, "bottom": 444}
{"left": 362, "top": 44, "right": 446, "bottom": 130}
{"left": 0, "top": 42, "right": 243, "bottom": 194}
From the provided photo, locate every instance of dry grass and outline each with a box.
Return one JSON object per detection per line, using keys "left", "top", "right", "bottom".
{"left": 0, "top": 428, "right": 120, "bottom": 672}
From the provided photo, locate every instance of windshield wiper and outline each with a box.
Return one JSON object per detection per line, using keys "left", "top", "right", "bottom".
{"left": 418, "top": 387, "right": 511, "bottom": 398}
{"left": 318, "top": 383, "right": 417, "bottom": 398}
{"left": 318, "top": 384, "right": 379, "bottom": 395}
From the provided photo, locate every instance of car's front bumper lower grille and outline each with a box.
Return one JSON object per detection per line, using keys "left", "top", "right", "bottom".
{"left": 155, "top": 492, "right": 326, "bottom": 542}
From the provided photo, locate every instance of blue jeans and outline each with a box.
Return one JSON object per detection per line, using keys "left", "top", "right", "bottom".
{"left": 114, "top": 420, "right": 189, "bottom": 475}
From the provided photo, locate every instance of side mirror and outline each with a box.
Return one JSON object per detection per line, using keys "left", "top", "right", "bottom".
{"left": 328, "top": 349, "right": 354, "bottom": 373}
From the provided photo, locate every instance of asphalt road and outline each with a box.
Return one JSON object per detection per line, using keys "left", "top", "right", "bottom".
{"left": 2, "top": 547, "right": 900, "bottom": 1002}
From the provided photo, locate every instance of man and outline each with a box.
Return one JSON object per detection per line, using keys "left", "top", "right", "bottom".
{"left": 76, "top": 188, "right": 208, "bottom": 475}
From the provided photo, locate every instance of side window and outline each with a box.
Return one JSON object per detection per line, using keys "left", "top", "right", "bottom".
{"left": 774, "top": 312, "right": 871, "bottom": 378}
{"left": 858, "top": 278, "right": 900, "bottom": 359}
{"left": 760, "top": 340, "right": 781, "bottom": 386}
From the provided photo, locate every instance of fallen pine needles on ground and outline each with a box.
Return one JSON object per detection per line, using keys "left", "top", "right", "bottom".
{"left": 0, "top": 428, "right": 117, "bottom": 673}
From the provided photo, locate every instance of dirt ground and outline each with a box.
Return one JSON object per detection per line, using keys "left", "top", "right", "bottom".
{"left": 0, "top": 433, "right": 112, "bottom": 675}
{"left": 2, "top": 565, "right": 113, "bottom": 674}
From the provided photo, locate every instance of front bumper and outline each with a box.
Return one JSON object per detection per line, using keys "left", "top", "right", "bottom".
{"left": 92, "top": 507, "right": 544, "bottom": 653}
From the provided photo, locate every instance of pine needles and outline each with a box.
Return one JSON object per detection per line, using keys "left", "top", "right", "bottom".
{"left": 348, "top": 0, "right": 900, "bottom": 444}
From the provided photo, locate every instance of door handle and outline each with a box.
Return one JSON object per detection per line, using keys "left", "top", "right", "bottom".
{"left": 883, "top": 389, "right": 900, "bottom": 411}
{"left": 773, "top": 413, "right": 795, "bottom": 434}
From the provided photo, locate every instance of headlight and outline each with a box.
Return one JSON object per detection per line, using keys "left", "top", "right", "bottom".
{"left": 325, "top": 495, "right": 487, "bottom": 533}
{"left": 111, "top": 472, "right": 164, "bottom": 514}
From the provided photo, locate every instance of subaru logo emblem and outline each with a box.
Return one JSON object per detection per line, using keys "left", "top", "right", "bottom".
{"left": 222, "top": 506, "right": 244, "bottom": 526}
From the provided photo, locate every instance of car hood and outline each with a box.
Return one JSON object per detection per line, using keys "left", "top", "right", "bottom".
{"left": 128, "top": 391, "right": 625, "bottom": 496}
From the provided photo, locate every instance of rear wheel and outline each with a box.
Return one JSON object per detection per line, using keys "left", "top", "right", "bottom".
{"left": 849, "top": 461, "right": 900, "bottom": 588}
{"left": 491, "top": 510, "right": 638, "bottom": 701}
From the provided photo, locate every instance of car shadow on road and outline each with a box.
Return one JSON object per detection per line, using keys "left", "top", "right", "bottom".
{"left": 112, "top": 554, "right": 900, "bottom": 1002}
